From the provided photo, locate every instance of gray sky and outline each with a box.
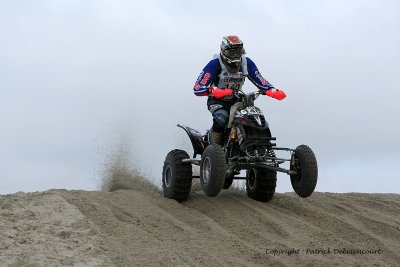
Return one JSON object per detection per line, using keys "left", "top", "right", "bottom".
{"left": 1, "top": 0, "right": 399, "bottom": 194}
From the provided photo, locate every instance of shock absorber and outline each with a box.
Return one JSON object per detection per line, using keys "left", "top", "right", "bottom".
{"left": 229, "top": 127, "right": 237, "bottom": 142}
{"left": 227, "top": 140, "right": 233, "bottom": 158}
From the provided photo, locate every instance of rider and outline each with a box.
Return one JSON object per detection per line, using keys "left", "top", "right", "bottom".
{"left": 193, "top": 35, "right": 287, "bottom": 144}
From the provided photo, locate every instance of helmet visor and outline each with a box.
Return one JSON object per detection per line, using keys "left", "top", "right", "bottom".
{"left": 223, "top": 47, "right": 244, "bottom": 60}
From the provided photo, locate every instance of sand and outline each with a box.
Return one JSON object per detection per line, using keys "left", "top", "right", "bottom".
{"left": 1, "top": 176, "right": 399, "bottom": 266}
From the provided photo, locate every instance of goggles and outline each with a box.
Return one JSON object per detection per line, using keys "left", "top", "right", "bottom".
{"left": 223, "top": 47, "right": 245, "bottom": 59}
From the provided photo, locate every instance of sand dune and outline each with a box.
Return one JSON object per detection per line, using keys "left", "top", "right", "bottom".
{"left": 1, "top": 176, "right": 399, "bottom": 266}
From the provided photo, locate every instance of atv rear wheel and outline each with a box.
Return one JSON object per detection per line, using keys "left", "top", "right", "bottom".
{"left": 200, "top": 144, "right": 226, "bottom": 197}
{"left": 162, "top": 149, "right": 193, "bottom": 202}
{"left": 290, "top": 145, "right": 318, "bottom": 198}
{"left": 246, "top": 168, "right": 277, "bottom": 202}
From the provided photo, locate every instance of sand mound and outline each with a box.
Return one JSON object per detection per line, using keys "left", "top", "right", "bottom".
{"left": 1, "top": 177, "right": 399, "bottom": 266}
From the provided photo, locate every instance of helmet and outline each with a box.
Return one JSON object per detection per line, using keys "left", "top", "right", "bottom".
{"left": 220, "top": 35, "right": 245, "bottom": 73}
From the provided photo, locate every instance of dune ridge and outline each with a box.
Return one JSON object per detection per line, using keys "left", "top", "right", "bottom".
{"left": 1, "top": 174, "right": 399, "bottom": 266}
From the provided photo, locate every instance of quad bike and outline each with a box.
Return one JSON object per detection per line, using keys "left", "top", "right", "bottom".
{"left": 162, "top": 89, "right": 318, "bottom": 202}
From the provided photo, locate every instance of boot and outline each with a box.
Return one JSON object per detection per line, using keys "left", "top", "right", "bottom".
{"left": 211, "top": 131, "right": 222, "bottom": 145}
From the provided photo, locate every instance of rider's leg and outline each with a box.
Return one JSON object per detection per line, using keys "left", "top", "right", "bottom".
{"left": 207, "top": 98, "right": 232, "bottom": 145}
{"left": 211, "top": 131, "right": 222, "bottom": 145}
{"left": 210, "top": 109, "right": 229, "bottom": 145}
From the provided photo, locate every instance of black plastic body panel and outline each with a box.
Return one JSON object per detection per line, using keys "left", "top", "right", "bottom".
{"left": 177, "top": 124, "right": 207, "bottom": 157}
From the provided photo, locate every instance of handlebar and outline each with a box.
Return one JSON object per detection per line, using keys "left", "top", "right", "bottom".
{"left": 230, "top": 88, "right": 267, "bottom": 107}
{"left": 234, "top": 88, "right": 265, "bottom": 98}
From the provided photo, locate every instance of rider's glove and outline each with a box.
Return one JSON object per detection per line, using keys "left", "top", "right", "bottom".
{"left": 209, "top": 87, "right": 233, "bottom": 99}
{"left": 266, "top": 88, "right": 286, "bottom": 101}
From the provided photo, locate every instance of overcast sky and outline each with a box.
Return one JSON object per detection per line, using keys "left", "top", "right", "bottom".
{"left": 1, "top": 0, "right": 399, "bottom": 194}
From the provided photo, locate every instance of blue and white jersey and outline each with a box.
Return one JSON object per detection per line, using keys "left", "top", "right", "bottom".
{"left": 193, "top": 55, "right": 274, "bottom": 96}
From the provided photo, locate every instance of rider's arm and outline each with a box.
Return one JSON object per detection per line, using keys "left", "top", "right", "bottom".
{"left": 246, "top": 57, "right": 275, "bottom": 92}
{"left": 193, "top": 58, "right": 219, "bottom": 96}
{"left": 247, "top": 57, "right": 286, "bottom": 100}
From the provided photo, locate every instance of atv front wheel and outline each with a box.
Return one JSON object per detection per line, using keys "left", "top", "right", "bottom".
{"left": 290, "top": 145, "right": 318, "bottom": 198}
{"left": 162, "top": 149, "right": 193, "bottom": 202}
{"left": 200, "top": 144, "right": 226, "bottom": 197}
{"left": 246, "top": 168, "right": 277, "bottom": 202}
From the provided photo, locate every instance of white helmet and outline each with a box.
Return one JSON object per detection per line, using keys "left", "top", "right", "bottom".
{"left": 220, "top": 35, "right": 245, "bottom": 72}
